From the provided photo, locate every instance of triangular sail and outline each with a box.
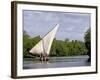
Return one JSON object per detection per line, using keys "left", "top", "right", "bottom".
{"left": 29, "top": 24, "right": 59, "bottom": 55}
{"left": 29, "top": 40, "right": 44, "bottom": 54}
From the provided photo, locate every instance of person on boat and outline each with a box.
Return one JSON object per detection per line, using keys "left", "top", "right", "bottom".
{"left": 43, "top": 53, "right": 49, "bottom": 61}
{"left": 40, "top": 53, "right": 49, "bottom": 61}
{"left": 40, "top": 53, "right": 43, "bottom": 61}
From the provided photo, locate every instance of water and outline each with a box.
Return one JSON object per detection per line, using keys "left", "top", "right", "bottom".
{"left": 23, "top": 55, "right": 91, "bottom": 69}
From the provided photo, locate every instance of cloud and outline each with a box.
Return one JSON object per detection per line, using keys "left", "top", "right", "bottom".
{"left": 23, "top": 10, "right": 90, "bottom": 41}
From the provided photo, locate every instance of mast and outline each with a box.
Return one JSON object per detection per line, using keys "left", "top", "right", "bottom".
{"left": 29, "top": 24, "right": 59, "bottom": 55}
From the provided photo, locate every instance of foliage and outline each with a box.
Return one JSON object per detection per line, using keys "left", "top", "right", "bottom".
{"left": 50, "top": 39, "right": 87, "bottom": 57}
{"left": 84, "top": 28, "right": 91, "bottom": 61}
{"left": 23, "top": 31, "right": 41, "bottom": 57}
{"left": 23, "top": 28, "right": 90, "bottom": 58}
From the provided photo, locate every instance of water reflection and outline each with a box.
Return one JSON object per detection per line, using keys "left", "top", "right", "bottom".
{"left": 23, "top": 56, "right": 91, "bottom": 69}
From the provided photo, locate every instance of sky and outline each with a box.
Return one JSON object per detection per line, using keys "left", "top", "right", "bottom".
{"left": 23, "top": 10, "right": 90, "bottom": 41}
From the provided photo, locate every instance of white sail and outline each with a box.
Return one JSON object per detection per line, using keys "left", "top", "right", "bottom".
{"left": 29, "top": 24, "right": 59, "bottom": 55}
{"left": 29, "top": 40, "right": 44, "bottom": 54}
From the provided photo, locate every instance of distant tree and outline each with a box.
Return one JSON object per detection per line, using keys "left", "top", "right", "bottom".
{"left": 84, "top": 28, "right": 91, "bottom": 61}
{"left": 23, "top": 31, "right": 32, "bottom": 57}
{"left": 23, "top": 30, "right": 88, "bottom": 58}
{"left": 31, "top": 35, "right": 41, "bottom": 46}
{"left": 65, "top": 38, "right": 69, "bottom": 42}
{"left": 23, "top": 31, "right": 30, "bottom": 38}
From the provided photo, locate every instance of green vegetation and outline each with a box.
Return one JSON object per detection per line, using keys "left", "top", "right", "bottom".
{"left": 50, "top": 39, "right": 87, "bottom": 57}
{"left": 23, "top": 31, "right": 41, "bottom": 57}
{"left": 84, "top": 28, "right": 91, "bottom": 61}
{"left": 23, "top": 28, "right": 90, "bottom": 58}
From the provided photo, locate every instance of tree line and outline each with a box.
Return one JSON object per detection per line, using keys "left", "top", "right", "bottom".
{"left": 23, "top": 28, "right": 90, "bottom": 58}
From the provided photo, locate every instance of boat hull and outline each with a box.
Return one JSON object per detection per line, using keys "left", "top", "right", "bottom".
{"left": 40, "top": 57, "right": 49, "bottom": 61}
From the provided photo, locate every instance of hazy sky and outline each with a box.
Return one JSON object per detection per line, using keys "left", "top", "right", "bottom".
{"left": 23, "top": 10, "right": 90, "bottom": 41}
